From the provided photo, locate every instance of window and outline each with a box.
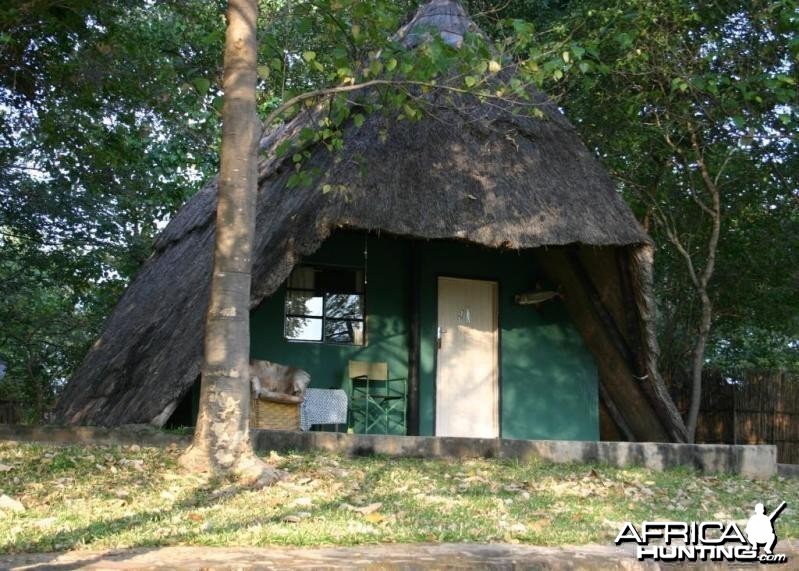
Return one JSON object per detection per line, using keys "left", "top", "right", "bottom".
{"left": 284, "top": 266, "right": 365, "bottom": 345}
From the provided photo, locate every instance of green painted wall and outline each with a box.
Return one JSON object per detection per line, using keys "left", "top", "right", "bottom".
{"left": 250, "top": 231, "right": 599, "bottom": 441}
{"left": 251, "top": 232, "right": 410, "bottom": 392}
{"left": 415, "top": 241, "right": 598, "bottom": 440}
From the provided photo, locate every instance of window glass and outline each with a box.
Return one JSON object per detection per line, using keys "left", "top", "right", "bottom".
{"left": 325, "top": 319, "right": 364, "bottom": 345}
{"left": 284, "top": 265, "right": 365, "bottom": 345}
{"left": 325, "top": 294, "right": 363, "bottom": 319}
{"left": 285, "top": 316, "right": 323, "bottom": 342}
{"left": 285, "top": 291, "right": 323, "bottom": 317}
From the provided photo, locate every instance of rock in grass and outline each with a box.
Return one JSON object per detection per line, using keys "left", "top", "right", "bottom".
{"left": 352, "top": 502, "right": 382, "bottom": 515}
{"left": 0, "top": 494, "right": 25, "bottom": 513}
{"left": 283, "top": 512, "right": 312, "bottom": 523}
{"left": 282, "top": 514, "right": 302, "bottom": 523}
{"left": 35, "top": 517, "right": 57, "bottom": 529}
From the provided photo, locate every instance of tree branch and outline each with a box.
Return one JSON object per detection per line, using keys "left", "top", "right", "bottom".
{"left": 689, "top": 130, "right": 722, "bottom": 290}
{"left": 261, "top": 76, "right": 545, "bottom": 132}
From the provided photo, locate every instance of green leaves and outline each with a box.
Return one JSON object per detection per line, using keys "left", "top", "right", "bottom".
{"left": 542, "top": 0, "right": 799, "bottom": 373}
{"left": 671, "top": 77, "right": 689, "bottom": 93}
{"left": 286, "top": 169, "right": 316, "bottom": 189}
{"left": 275, "top": 140, "right": 292, "bottom": 158}
{"left": 0, "top": 0, "right": 226, "bottom": 416}
{"left": 3, "top": 0, "right": 795, "bottom": 414}
{"left": 192, "top": 77, "right": 211, "bottom": 96}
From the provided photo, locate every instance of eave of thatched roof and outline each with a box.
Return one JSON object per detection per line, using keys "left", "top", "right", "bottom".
{"left": 53, "top": 0, "right": 683, "bottom": 441}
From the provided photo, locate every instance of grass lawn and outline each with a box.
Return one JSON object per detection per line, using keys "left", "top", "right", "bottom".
{"left": 0, "top": 441, "right": 797, "bottom": 553}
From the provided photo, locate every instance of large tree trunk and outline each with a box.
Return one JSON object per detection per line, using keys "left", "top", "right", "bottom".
{"left": 180, "top": 0, "right": 280, "bottom": 485}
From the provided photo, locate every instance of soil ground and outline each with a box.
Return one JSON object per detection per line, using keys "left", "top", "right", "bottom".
{"left": 2, "top": 541, "right": 798, "bottom": 570}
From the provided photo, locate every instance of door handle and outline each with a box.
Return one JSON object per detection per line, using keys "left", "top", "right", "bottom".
{"left": 437, "top": 326, "right": 447, "bottom": 349}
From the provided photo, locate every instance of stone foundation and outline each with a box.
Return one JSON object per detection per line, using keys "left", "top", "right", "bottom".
{"left": 0, "top": 425, "right": 777, "bottom": 480}
{"left": 251, "top": 430, "right": 777, "bottom": 480}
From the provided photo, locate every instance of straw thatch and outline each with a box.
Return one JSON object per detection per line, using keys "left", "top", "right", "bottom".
{"left": 53, "top": 0, "right": 687, "bottom": 442}
{"left": 396, "top": 0, "right": 479, "bottom": 48}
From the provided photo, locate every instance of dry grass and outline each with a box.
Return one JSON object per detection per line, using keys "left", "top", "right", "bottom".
{"left": 0, "top": 441, "right": 797, "bottom": 553}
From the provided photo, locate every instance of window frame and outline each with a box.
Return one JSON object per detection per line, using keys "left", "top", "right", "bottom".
{"left": 283, "top": 264, "right": 366, "bottom": 346}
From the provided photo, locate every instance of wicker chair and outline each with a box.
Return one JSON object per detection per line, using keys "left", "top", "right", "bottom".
{"left": 250, "top": 390, "right": 303, "bottom": 431}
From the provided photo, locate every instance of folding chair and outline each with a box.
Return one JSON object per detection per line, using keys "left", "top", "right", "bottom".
{"left": 347, "top": 360, "right": 406, "bottom": 435}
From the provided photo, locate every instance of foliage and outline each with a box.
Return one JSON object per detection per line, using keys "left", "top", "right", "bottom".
{"left": 0, "top": 247, "right": 99, "bottom": 421}
{"left": 0, "top": 1, "right": 226, "bottom": 418}
{"left": 525, "top": 0, "right": 799, "bottom": 376}
{"left": 1, "top": 0, "right": 796, "bottom": 424}
{"left": 1, "top": 442, "right": 797, "bottom": 551}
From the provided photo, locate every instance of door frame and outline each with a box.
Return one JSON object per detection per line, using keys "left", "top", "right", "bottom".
{"left": 433, "top": 274, "right": 502, "bottom": 438}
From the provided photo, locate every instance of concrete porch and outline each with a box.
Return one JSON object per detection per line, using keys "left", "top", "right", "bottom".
{"left": 0, "top": 424, "right": 777, "bottom": 480}
{"left": 251, "top": 429, "right": 776, "bottom": 480}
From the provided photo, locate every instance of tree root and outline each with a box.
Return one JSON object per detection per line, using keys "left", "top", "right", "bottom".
{"left": 179, "top": 445, "right": 285, "bottom": 488}
{"left": 234, "top": 452, "right": 286, "bottom": 487}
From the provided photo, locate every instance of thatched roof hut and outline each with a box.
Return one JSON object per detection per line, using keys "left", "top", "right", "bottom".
{"left": 54, "top": 0, "right": 687, "bottom": 443}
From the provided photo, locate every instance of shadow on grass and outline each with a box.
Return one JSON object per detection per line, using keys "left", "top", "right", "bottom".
{"left": 4, "top": 452, "right": 397, "bottom": 559}
{"left": 2, "top": 450, "right": 671, "bottom": 565}
{"left": 2, "top": 474, "right": 256, "bottom": 555}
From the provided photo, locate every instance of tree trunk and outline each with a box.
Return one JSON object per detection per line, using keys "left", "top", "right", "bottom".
{"left": 686, "top": 289, "right": 712, "bottom": 442}
{"left": 684, "top": 132, "right": 722, "bottom": 443}
{"left": 180, "top": 0, "right": 281, "bottom": 485}
{"left": 650, "top": 129, "right": 723, "bottom": 444}
{"left": 28, "top": 355, "right": 43, "bottom": 425}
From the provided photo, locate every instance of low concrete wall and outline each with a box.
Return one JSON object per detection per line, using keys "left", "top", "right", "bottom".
{"left": 0, "top": 425, "right": 777, "bottom": 480}
{"left": 778, "top": 463, "right": 799, "bottom": 478}
{"left": 251, "top": 430, "right": 777, "bottom": 480}
{"left": 0, "top": 424, "right": 190, "bottom": 447}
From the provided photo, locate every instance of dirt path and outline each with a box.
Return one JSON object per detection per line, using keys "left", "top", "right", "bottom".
{"left": 3, "top": 541, "right": 798, "bottom": 570}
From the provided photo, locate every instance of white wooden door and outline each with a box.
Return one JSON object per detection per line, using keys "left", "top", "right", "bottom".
{"left": 435, "top": 277, "right": 499, "bottom": 438}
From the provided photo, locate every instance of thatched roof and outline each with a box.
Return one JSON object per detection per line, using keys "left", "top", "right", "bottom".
{"left": 396, "top": 0, "right": 479, "bottom": 48}
{"left": 54, "top": 1, "right": 685, "bottom": 442}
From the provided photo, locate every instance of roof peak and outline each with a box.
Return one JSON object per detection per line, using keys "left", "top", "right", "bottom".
{"left": 396, "top": 0, "right": 479, "bottom": 49}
